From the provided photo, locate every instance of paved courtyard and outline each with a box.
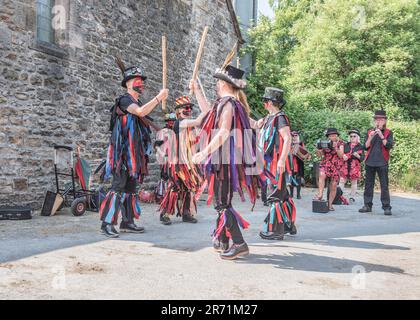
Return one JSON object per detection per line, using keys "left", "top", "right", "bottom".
{"left": 0, "top": 188, "right": 419, "bottom": 299}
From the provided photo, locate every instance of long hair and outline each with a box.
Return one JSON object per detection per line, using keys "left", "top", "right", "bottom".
{"left": 349, "top": 133, "right": 361, "bottom": 144}
{"left": 233, "top": 88, "right": 250, "bottom": 116}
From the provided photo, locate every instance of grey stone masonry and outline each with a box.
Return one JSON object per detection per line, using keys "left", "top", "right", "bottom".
{"left": 0, "top": 0, "right": 240, "bottom": 209}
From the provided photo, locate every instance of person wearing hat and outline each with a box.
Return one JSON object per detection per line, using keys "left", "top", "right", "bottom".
{"left": 250, "top": 87, "right": 297, "bottom": 240}
{"left": 99, "top": 57, "right": 169, "bottom": 238}
{"left": 339, "top": 129, "right": 365, "bottom": 203}
{"left": 290, "top": 130, "right": 307, "bottom": 200}
{"left": 315, "top": 128, "right": 345, "bottom": 211}
{"left": 157, "top": 94, "right": 208, "bottom": 225}
{"left": 359, "top": 110, "right": 394, "bottom": 215}
{"left": 192, "top": 64, "right": 258, "bottom": 260}
{"left": 154, "top": 112, "right": 177, "bottom": 205}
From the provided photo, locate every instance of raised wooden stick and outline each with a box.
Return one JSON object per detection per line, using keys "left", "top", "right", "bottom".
{"left": 197, "top": 76, "right": 208, "bottom": 104}
{"left": 189, "top": 26, "right": 209, "bottom": 96}
{"left": 162, "top": 35, "right": 167, "bottom": 111}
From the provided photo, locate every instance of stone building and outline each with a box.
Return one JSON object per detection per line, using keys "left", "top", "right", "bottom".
{"left": 0, "top": 0, "right": 244, "bottom": 209}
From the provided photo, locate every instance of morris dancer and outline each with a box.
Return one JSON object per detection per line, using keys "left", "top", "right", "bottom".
{"left": 250, "top": 87, "right": 297, "bottom": 241}
{"left": 192, "top": 65, "right": 258, "bottom": 260}
{"left": 289, "top": 130, "right": 306, "bottom": 199}
{"left": 99, "top": 57, "right": 168, "bottom": 238}
{"left": 154, "top": 112, "right": 177, "bottom": 205}
{"left": 157, "top": 92, "right": 209, "bottom": 225}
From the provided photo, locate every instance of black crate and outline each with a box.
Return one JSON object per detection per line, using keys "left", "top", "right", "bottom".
{"left": 0, "top": 206, "right": 32, "bottom": 220}
{"left": 312, "top": 199, "right": 329, "bottom": 213}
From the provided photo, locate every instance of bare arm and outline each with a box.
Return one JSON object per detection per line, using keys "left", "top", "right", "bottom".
{"left": 179, "top": 110, "right": 209, "bottom": 129}
{"left": 127, "top": 89, "right": 168, "bottom": 118}
{"left": 190, "top": 80, "right": 210, "bottom": 113}
{"left": 277, "top": 126, "right": 291, "bottom": 175}
{"left": 365, "top": 130, "right": 375, "bottom": 149}
{"left": 279, "top": 126, "right": 291, "bottom": 162}
{"left": 249, "top": 117, "right": 264, "bottom": 130}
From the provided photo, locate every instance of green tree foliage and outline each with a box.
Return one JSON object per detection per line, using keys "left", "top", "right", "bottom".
{"left": 245, "top": 0, "right": 419, "bottom": 119}
{"left": 244, "top": 0, "right": 420, "bottom": 190}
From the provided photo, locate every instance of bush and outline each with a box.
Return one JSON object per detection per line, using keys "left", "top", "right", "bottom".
{"left": 387, "top": 120, "right": 420, "bottom": 190}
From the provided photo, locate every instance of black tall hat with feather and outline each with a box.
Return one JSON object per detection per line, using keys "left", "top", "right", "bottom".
{"left": 115, "top": 56, "right": 147, "bottom": 88}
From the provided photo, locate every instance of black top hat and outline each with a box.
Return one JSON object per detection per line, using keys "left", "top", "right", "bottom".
{"left": 121, "top": 66, "right": 147, "bottom": 88}
{"left": 213, "top": 65, "right": 247, "bottom": 89}
{"left": 373, "top": 110, "right": 387, "bottom": 119}
{"left": 164, "top": 112, "right": 177, "bottom": 122}
{"left": 348, "top": 128, "right": 360, "bottom": 136}
{"left": 325, "top": 127, "right": 339, "bottom": 137}
{"left": 262, "top": 87, "right": 286, "bottom": 107}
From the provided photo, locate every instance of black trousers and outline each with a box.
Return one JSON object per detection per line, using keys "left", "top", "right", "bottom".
{"left": 261, "top": 180, "right": 268, "bottom": 203}
{"left": 213, "top": 165, "right": 244, "bottom": 245}
{"left": 363, "top": 164, "right": 391, "bottom": 210}
{"left": 111, "top": 168, "right": 137, "bottom": 224}
{"left": 289, "top": 175, "right": 302, "bottom": 197}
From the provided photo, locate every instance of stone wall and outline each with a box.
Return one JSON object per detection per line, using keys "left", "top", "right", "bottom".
{"left": 0, "top": 0, "right": 240, "bottom": 209}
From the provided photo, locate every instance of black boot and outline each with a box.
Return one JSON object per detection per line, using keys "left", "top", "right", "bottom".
{"left": 359, "top": 205, "right": 372, "bottom": 213}
{"left": 160, "top": 214, "right": 172, "bottom": 225}
{"left": 182, "top": 214, "right": 198, "bottom": 223}
{"left": 213, "top": 240, "right": 230, "bottom": 252}
{"left": 285, "top": 222, "right": 297, "bottom": 235}
{"left": 220, "top": 242, "right": 249, "bottom": 260}
{"left": 120, "top": 221, "right": 145, "bottom": 233}
{"left": 101, "top": 223, "right": 119, "bottom": 238}
{"left": 296, "top": 186, "right": 302, "bottom": 199}
{"left": 260, "top": 222, "right": 285, "bottom": 240}
{"left": 384, "top": 208, "right": 392, "bottom": 216}
{"left": 259, "top": 231, "right": 284, "bottom": 240}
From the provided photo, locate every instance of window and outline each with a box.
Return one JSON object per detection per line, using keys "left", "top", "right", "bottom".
{"left": 36, "top": 0, "right": 54, "bottom": 43}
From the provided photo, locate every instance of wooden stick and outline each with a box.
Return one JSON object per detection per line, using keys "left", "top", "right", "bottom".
{"left": 162, "top": 35, "right": 167, "bottom": 112}
{"left": 197, "top": 76, "right": 208, "bottom": 104}
{"left": 190, "top": 26, "right": 209, "bottom": 96}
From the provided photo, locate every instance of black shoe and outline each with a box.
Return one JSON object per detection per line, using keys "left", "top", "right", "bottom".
{"left": 160, "top": 215, "right": 172, "bottom": 225}
{"left": 120, "top": 222, "right": 145, "bottom": 233}
{"left": 384, "top": 208, "right": 392, "bottom": 216}
{"left": 213, "top": 240, "right": 229, "bottom": 252}
{"left": 100, "top": 224, "right": 119, "bottom": 238}
{"left": 285, "top": 223, "right": 297, "bottom": 235}
{"left": 263, "top": 201, "right": 269, "bottom": 207}
{"left": 359, "top": 205, "right": 372, "bottom": 213}
{"left": 110, "top": 225, "right": 119, "bottom": 234}
{"left": 297, "top": 195, "right": 302, "bottom": 199}
{"left": 182, "top": 214, "right": 198, "bottom": 223}
{"left": 349, "top": 197, "right": 355, "bottom": 203}
{"left": 220, "top": 243, "right": 249, "bottom": 260}
{"left": 259, "top": 231, "right": 284, "bottom": 240}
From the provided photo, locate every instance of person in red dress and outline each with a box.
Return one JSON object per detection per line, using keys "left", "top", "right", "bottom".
{"left": 339, "top": 129, "right": 365, "bottom": 203}
{"left": 315, "top": 128, "right": 344, "bottom": 211}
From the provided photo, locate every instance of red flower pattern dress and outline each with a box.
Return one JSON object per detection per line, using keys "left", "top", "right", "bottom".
{"left": 318, "top": 140, "right": 344, "bottom": 182}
